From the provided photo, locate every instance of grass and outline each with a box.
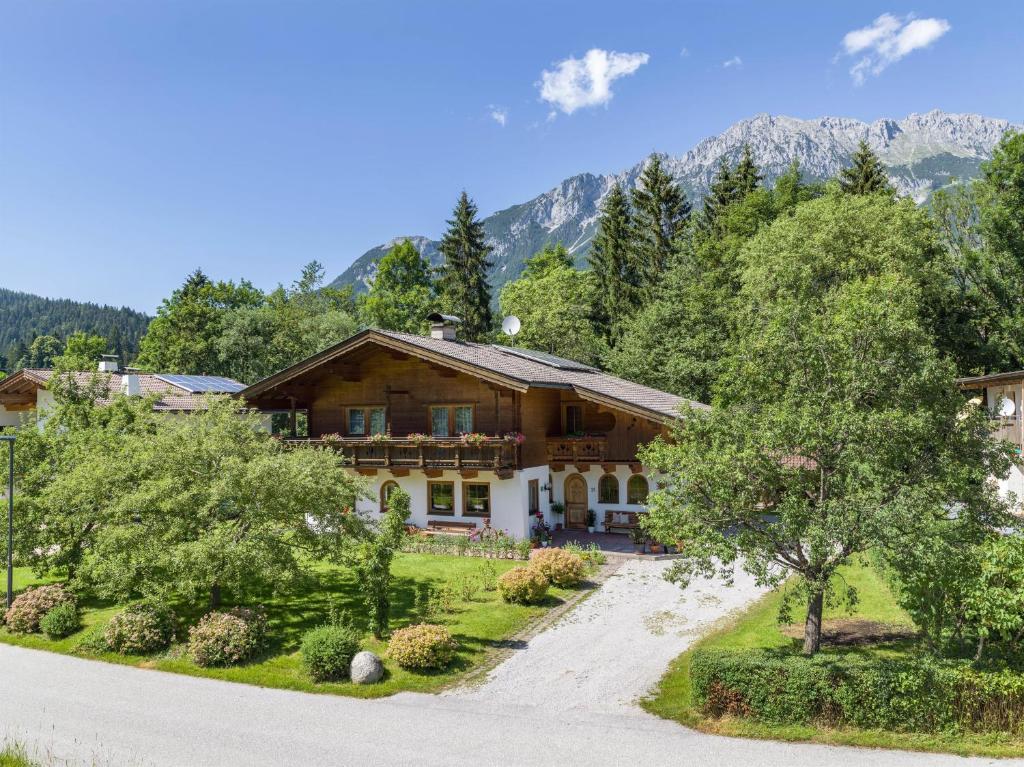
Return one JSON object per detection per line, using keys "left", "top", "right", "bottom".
{"left": 1, "top": 553, "right": 572, "bottom": 698}
{"left": 0, "top": 745, "right": 36, "bottom": 767}
{"left": 642, "top": 555, "right": 1024, "bottom": 758}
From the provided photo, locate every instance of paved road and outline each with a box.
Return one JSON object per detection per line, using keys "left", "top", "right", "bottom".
{"left": 448, "top": 559, "right": 766, "bottom": 712}
{"left": 2, "top": 641, "right": 1016, "bottom": 765}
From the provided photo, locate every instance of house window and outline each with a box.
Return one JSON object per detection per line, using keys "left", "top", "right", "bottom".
{"left": 528, "top": 479, "right": 540, "bottom": 514}
{"left": 627, "top": 475, "right": 649, "bottom": 505}
{"left": 463, "top": 482, "right": 491, "bottom": 517}
{"left": 598, "top": 474, "right": 619, "bottom": 504}
{"left": 454, "top": 406, "right": 473, "bottom": 434}
{"left": 430, "top": 405, "right": 474, "bottom": 437}
{"left": 564, "top": 404, "right": 584, "bottom": 435}
{"left": 347, "top": 406, "right": 386, "bottom": 436}
{"left": 380, "top": 481, "right": 400, "bottom": 514}
{"left": 428, "top": 481, "right": 455, "bottom": 515}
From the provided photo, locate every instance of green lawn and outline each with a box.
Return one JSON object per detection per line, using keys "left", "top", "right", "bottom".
{"left": 642, "top": 556, "right": 1024, "bottom": 758}
{"left": 1, "top": 553, "right": 572, "bottom": 698}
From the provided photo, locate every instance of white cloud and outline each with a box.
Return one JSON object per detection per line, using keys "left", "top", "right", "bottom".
{"left": 839, "top": 13, "right": 950, "bottom": 85}
{"left": 679, "top": 47, "right": 689, "bottom": 57}
{"left": 538, "top": 48, "right": 649, "bottom": 115}
{"left": 722, "top": 55, "right": 743, "bottom": 69}
{"left": 488, "top": 106, "right": 507, "bottom": 127}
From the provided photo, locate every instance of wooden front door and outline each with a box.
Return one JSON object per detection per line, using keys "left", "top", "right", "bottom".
{"left": 564, "top": 474, "right": 588, "bottom": 529}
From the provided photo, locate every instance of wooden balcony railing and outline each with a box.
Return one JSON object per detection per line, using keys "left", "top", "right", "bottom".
{"left": 545, "top": 435, "right": 608, "bottom": 463}
{"left": 283, "top": 436, "right": 518, "bottom": 470}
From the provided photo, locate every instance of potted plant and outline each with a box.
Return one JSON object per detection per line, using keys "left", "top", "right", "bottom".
{"left": 406, "top": 432, "right": 430, "bottom": 446}
{"left": 460, "top": 432, "right": 488, "bottom": 446}
{"left": 649, "top": 540, "right": 664, "bottom": 555}
{"left": 320, "top": 432, "right": 343, "bottom": 449}
{"left": 503, "top": 431, "right": 525, "bottom": 445}
{"left": 368, "top": 431, "right": 390, "bottom": 443}
{"left": 550, "top": 502, "right": 564, "bottom": 531}
{"left": 629, "top": 527, "right": 646, "bottom": 554}
{"left": 586, "top": 508, "right": 596, "bottom": 534}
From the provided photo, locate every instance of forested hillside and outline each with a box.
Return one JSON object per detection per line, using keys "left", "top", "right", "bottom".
{"left": 0, "top": 288, "right": 150, "bottom": 372}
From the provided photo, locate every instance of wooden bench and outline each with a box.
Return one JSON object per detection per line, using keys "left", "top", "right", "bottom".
{"left": 423, "top": 520, "right": 478, "bottom": 536}
{"left": 603, "top": 510, "right": 645, "bottom": 534}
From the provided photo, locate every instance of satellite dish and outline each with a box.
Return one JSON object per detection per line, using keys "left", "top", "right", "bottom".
{"left": 999, "top": 397, "right": 1017, "bottom": 418}
{"left": 501, "top": 316, "right": 521, "bottom": 346}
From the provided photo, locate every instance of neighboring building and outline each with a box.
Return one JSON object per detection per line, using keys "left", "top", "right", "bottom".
{"left": 241, "top": 314, "right": 707, "bottom": 539}
{"left": 0, "top": 355, "right": 247, "bottom": 427}
{"left": 958, "top": 370, "right": 1024, "bottom": 506}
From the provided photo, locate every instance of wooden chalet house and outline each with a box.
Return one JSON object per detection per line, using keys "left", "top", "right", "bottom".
{"left": 241, "top": 314, "right": 707, "bottom": 539}
{"left": 958, "top": 369, "right": 1024, "bottom": 506}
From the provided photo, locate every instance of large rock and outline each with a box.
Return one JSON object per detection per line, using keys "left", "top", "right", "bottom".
{"left": 350, "top": 651, "right": 384, "bottom": 685}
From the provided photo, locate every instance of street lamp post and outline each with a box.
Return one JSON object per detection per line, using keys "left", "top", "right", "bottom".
{"left": 2, "top": 435, "right": 12, "bottom": 610}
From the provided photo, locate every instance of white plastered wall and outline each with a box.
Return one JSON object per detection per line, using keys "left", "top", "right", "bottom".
{"left": 549, "top": 464, "right": 654, "bottom": 532}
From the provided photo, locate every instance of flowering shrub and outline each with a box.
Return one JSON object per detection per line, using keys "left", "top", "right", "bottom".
{"left": 387, "top": 623, "right": 458, "bottom": 670}
{"left": 39, "top": 601, "right": 81, "bottom": 639}
{"left": 529, "top": 548, "right": 586, "bottom": 587}
{"left": 188, "top": 607, "right": 268, "bottom": 667}
{"left": 497, "top": 566, "right": 549, "bottom": 605}
{"left": 4, "top": 584, "right": 75, "bottom": 634}
{"left": 105, "top": 602, "right": 177, "bottom": 654}
{"left": 459, "top": 432, "right": 488, "bottom": 446}
{"left": 301, "top": 624, "right": 362, "bottom": 682}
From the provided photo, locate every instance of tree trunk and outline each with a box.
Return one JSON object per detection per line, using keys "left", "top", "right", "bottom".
{"left": 210, "top": 583, "right": 221, "bottom": 610}
{"left": 803, "top": 590, "right": 824, "bottom": 655}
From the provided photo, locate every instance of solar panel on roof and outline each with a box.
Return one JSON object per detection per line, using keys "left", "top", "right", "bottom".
{"left": 491, "top": 345, "right": 597, "bottom": 372}
{"left": 155, "top": 374, "right": 246, "bottom": 393}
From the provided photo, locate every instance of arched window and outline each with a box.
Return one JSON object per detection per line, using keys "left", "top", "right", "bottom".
{"left": 598, "top": 474, "right": 619, "bottom": 504}
{"left": 380, "top": 481, "right": 400, "bottom": 514}
{"left": 627, "top": 475, "right": 649, "bottom": 505}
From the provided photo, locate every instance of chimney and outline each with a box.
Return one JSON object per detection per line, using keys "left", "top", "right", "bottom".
{"left": 121, "top": 373, "right": 142, "bottom": 397}
{"left": 98, "top": 354, "right": 120, "bottom": 373}
{"left": 427, "top": 312, "right": 461, "bottom": 341}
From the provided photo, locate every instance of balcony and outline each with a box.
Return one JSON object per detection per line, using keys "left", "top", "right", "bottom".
{"left": 283, "top": 436, "right": 518, "bottom": 472}
{"left": 545, "top": 435, "right": 608, "bottom": 463}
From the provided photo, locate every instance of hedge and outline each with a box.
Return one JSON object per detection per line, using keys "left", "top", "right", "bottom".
{"left": 691, "top": 649, "right": 1024, "bottom": 735}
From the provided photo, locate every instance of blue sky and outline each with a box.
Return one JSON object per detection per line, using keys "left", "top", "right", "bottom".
{"left": 2, "top": 1, "right": 1021, "bottom": 313}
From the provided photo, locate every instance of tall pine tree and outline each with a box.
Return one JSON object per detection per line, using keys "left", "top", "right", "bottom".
{"left": 732, "top": 144, "right": 763, "bottom": 196}
{"left": 839, "top": 140, "right": 895, "bottom": 196}
{"left": 588, "top": 182, "right": 638, "bottom": 342}
{"left": 436, "top": 191, "right": 493, "bottom": 341}
{"left": 631, "top": 155, "right": 691, "bottom": 299}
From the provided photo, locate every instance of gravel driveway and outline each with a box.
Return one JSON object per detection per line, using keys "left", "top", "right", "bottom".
{"left": 447, "top": 558, "right": 766, "bottom": 713}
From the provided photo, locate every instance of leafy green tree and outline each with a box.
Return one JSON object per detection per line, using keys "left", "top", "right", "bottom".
{"left": 964, "top": 535, "right": 1024, "bottom": 660}
{"left": 640, "top": 192, "right": 1012, "bottom": 655}
{"left": 352, "top": 488, "right": 409, "bottom": 639}
{"left": 436, "top": 192, "right": 493, "bottom": 341}
{"left": 22, "top": 335, "right": 63, "bottom": 368}
{"left": 588, "top": 183, "right": 638, "bottom": 341}
{"left": 137, "top": 269, "right": 264, "bottom": 376}
{"left": 52, "top": 332, "right": 108, "bottom": 371}
{"left": 839, "top": 140, "right": 895, "bottom": 196}
{"left": 73, "top": 397, "right": 366, "bottom": 606}
{"left": 499, "top": 245, "right": 605, "bottom": 365}
{"left": 608, "top": 163, "right": 813, "bottom": 402}
{"left": 361, "top": 239, "right": 434, "bottom": 333}
{"left": 631, "top": 155, "right": 691, "bottom": 298}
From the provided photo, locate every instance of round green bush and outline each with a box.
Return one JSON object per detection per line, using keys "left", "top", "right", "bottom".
{"left": 105, "top": 602, "right": 177, "bottom": 655}
{"left": 529, "top": 548, "right": 586, "bottom": 587}
{"left": 3, "top": 584, "right": 75, "bottom": 634}
{"left": 301, "top": 624, "right": 362, "bottom": 682}
{"left": 387, "top": 623, "right": 457, "bottom": 670}
{"left": 188, "top": 607, "right": 267, "bottom": 668}
{"left": 497, "top": 566, "right": 549, "bottom": 604}
{"left": 39, "top": 601, "right": 80, "bottom": 639}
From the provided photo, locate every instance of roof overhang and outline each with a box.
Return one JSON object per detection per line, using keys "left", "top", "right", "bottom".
{"left": 956, "top": 371, "right": 1024, "bottom": 389}
{"left": 240, "top": 329, "right": 533, "bottom": 401}
{"left": 0, "top": 369, "right": 49, "bottom": 405}
{"left": 571, "top": 385, "right": 679, "bottom": 425}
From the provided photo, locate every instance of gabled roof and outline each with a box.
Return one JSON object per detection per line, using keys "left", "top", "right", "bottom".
{"left": 241, "top": 328, "right": 708, "bottom": 423}
{"left": 0, "top": 369, "right": 244, "bottom": 412}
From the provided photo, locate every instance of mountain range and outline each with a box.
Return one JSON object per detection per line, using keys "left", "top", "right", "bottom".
{"left": 327, "top": 110, "right": 1019, "bottom": 296}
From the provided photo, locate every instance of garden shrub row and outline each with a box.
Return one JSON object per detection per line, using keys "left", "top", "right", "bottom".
{"left": 401, "top": 533, "right": 532, "bottom": 560}
{"left": 3, "top": 584, "right": 75, "bottom": 634}
{"left": 691, "top": 649, "right": 1024, "bottom": 735}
